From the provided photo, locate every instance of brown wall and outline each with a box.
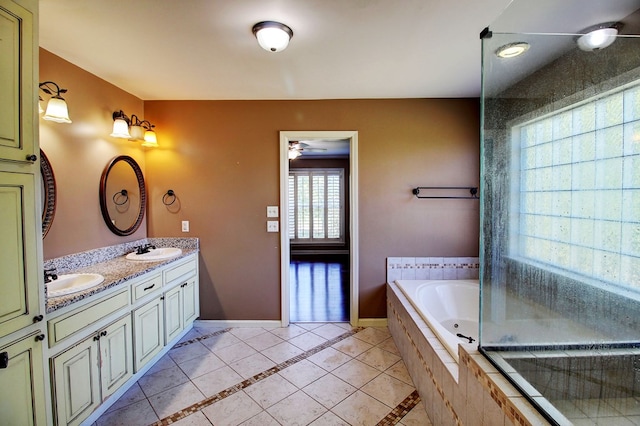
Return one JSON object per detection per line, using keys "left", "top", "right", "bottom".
{"left": 39, "top": 49, "right": 146, "bottom": 259}
{"left": 144, "top": 99, "right": 480, "bottom": 320}
{"left": 40, "top": 49, "right": 479, "bottom": 320}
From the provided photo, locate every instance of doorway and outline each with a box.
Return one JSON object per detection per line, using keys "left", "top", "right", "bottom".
{"left": 279, "top": 131, "right": 359, "bottom": 326}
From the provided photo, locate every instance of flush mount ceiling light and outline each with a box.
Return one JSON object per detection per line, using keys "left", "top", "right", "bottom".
{"left": 39, "top": 81, "right": 72, "bottom": 123}
{"left": 576, "top": 22, "right": 621, "bottom": 52}
{"left": 252, "top": 21, "right": 293, "bottom": 52}
{"left": 495, "top": 42, "right": 530, "bottom": 58}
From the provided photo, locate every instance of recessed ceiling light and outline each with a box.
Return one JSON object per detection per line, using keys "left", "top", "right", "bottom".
{"left": 495, "top": 42, "right": 530, "bottom": 59}
{"left": 576, "top": 22, "right": 621, "bottom": 52}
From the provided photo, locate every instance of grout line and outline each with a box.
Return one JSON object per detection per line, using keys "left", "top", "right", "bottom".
{"left": 150, "top": 327, "right": 365, "bottom": 425}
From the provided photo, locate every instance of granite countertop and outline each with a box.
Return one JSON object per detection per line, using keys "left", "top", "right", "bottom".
{"left": 45, "top": 238, "right": 199, "bottom": 313}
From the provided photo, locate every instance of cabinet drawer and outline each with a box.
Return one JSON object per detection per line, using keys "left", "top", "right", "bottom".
{"left": 48, "top": 289, "right": 129, "bottom": 346}
{"left": 131, "top": 273, "right": 162, "bottom": 302}
{"left": 164, "top": 257, "right": 196, "bottom": 285}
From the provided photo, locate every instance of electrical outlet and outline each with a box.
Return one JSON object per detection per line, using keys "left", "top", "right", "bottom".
{"left": 267, "top": 221, "right": 279, "bottom": 232}
{"left": 181, "top": 220, "right": 189, "bottom": 232}
{"left": 267, "top": 206, "right": 279, "bottom": 217}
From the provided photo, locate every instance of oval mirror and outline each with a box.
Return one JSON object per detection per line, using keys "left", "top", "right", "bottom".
{"left": 41, "top": 149, "right": 56, "bottom": 238}
{"left": 99, "top": 155, "right": 146, "bottom": 236}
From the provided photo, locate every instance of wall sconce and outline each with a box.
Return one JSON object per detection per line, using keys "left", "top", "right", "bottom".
{"left": 39, "top": 81, "right": 72, "bottom": 123}
{"left": 110, "top": 110, "right": 158, "bottom": 147}
{"left": 252, "top": 21, "right": 293, "bottom": 52}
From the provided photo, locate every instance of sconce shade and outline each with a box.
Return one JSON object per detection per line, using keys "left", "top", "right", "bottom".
{"left": 288, "top": 149, "right": 301, "bottom": 160}
{"left": 111, "top": 118, "right": 131, "bottom": 138}
{"left": 129, "top": 125, "right": 145, "bottom": 141}
{"left": 43, "top": 97, "right": 72, "bottom": 123}
{"left": 141, "top": 130, "right": 158, "bottom": 147}
{"left": 253, "top": 21, "right": 293, "bottom": 52}
{"left": 38, "top": 97, "right": 44, "bottom": 114}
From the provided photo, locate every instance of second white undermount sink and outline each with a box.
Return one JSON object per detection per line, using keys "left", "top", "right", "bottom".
{"left": 125, "top": 247, "right": 182, "bottom": 262}
{"left": 47, "top": 273, "right": 105, "bottom": 297}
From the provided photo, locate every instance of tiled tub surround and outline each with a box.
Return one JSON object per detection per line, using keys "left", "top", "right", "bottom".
{"left": 44, "top": 238, "right": 199, "bottom": 312}
{"left": 387, "top": 282, "right": 550, "bottom": 425}
{"left": 386, "top": 257, "right": 480, "bottom": 283}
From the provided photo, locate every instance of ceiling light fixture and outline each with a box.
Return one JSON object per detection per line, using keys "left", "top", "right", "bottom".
{"left": 576, "top": 22, "right": 621, "bottom": 52}
{"left": 495, "top": 42, "right": 530, "bottom": 59}
{"left": 39, "top": 81, "right": 72, "bottom": 123}
{"left": 252, "top": 21, "right": 293, "bottom": 52}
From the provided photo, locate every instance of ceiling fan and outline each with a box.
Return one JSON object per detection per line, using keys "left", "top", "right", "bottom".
{"left": 288, "top": 141, "right": 327, "bottom": 160}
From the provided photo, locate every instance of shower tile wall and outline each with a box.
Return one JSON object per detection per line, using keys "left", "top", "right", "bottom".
{"left": 386, "top": 257, "right": 480, "bottom": 283}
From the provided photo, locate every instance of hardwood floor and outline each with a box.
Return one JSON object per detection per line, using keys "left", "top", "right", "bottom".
{"left": 290, "top": 256, "right": 349, "bottom": 322}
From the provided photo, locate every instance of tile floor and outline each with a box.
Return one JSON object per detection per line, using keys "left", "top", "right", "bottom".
{"left": 94, "top": 322, "right": 431, "bottom": 426}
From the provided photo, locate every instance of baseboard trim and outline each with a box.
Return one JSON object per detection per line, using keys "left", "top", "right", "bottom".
{"left": 195, "top": 319, "right": 283, "bottom": 328}
{"left": 357, "top": 318, "right": 388, "bottom": 327}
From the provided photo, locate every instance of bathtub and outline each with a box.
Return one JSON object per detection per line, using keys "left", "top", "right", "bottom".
{"left": 395, "top": 279, "right": 479, "bottom": 361}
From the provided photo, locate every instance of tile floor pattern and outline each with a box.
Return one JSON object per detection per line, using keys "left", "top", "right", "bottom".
{"left": 95, "top": 323, "right": 432, "bottom": 426}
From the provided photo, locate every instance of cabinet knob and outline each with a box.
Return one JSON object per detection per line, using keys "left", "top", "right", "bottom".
{"left": 25, "top": 154, "right": 37, "bottom": 162}
{"left": 35, "top": 334, "right": 45, "bottom": 342}
{"left": 33, "top": 315, "right": 44, "bottom": 323}
{"left": 0, "top": 352, "right": 8, "bottom": 369}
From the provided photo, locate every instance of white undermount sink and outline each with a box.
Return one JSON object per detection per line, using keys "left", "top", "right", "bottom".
{"left": 47, "top": 273, "right": 105, "bottom": 297}
{"left": 125, "top": 247, "right": 182, "bottom": 262}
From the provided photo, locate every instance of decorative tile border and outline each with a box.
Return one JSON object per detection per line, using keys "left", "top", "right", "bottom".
{"left": 376, "top": 390, "right": 421, "bottom": 426}
{"left": 149, "top": 326, "right": 420, "bottom": 426}
{"left": 386, "top": 257, "right": 479, "bottom": 282}
{"left": 387, "top": 293, "right": 463, "bottom": 426}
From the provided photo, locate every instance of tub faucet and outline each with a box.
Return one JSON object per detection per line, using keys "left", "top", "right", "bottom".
{"left": 44, "top": 268, "right": 58, "bottom": 283}
{"left": 456, "top": 333, "right": 475, "bottom": 344}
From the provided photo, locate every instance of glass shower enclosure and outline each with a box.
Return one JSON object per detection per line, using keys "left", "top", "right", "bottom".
{"left": 479, "top": 0, "right": 640, "bottom": 424}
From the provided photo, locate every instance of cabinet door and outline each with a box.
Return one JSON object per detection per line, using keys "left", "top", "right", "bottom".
{"left": 0, "top": 332, "right": 47, "bottom": 425}
{"left": 133, "top": 297, "right": 164, "bottom": 372}
{"left": 100, "top": 316, "right": 133, "bottom": 399}
{"left": 182, "top": 278, "right": 199, "bottom": 325}
{"left": 52, "top": 337, "right": 100, "bottom": 426}
{"left": 0, "top": 0, "right": 36, "bottom": 163}
{"left": 0, "top": 171, "right": 39, "bottom": 337}
{"left": 164, "top": 285, "right": 182, "bottom": 343}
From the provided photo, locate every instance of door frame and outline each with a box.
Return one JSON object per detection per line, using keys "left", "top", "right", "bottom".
{"left": 279, "top": 131, "right": 359, "bottom": 326}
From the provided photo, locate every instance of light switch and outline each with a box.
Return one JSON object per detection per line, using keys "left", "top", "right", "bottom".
{"left": 267, "top": 206, "right": 279, "bottom": 217}
{"left": 182, "top": 220, "right": 189, "bottom": 232}
{"left": 267, "top": 221, "right": 279, "bottom": 232}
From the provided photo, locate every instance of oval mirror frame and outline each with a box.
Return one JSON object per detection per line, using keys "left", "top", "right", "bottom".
{"left": 99, "top": 155, "right": 146, "bottom": 236}
{"left": 41, "top": 149, "right": 56, "bottom": 238}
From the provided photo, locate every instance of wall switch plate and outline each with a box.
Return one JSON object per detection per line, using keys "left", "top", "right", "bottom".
{"left": 182, "top": 220, "right": 189, "bottom": 232}
{"left": 267, "top": 221, "right": 279, "bottom": 232}
{"left": 267, "top": 206, "right": 279, "bottom": 217}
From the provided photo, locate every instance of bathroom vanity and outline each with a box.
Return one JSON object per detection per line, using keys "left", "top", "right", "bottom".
{"left": 44, "top": 239, "right": 199, "bottom": 426}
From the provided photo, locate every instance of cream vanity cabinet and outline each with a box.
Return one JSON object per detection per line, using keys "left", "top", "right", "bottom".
{"left": 48, "top": 253, "right": 199, "bottom": 425}
{"left": 163, "top": 256, "right": 199, "bottom": 343}
{"left": 0, "top": 1, "right": 47, "bottom": 425}
{"left": 0, "top": 332, "right": 47, "bottom": 425}
{"left": 48, "top": 289, "right": 132, "bottom": 426}
{"left": 0, "top": 0, "right": 41, "bottom": 338}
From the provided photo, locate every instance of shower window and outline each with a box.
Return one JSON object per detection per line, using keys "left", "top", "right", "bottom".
{"left": 288, "top": 168, "right": 344, "bottom": 243}
{"left": 512, "top": 82, "right": 640, "bottom": 291}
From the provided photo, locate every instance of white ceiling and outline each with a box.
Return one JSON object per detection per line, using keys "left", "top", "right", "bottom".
{"left": 39, "top": 0, "right": 512, "bottom": 100}
{"left": 39, "top": 0, "right": 640, "bottom": 101}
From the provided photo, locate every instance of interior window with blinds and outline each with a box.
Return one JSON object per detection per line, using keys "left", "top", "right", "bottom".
{"left": 289, "top": 168, "right": 344, "bottom": 243}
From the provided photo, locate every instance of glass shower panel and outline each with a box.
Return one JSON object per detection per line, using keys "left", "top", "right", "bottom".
{"left": 480, "top": 27, "right": 640, "bottom": 425}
